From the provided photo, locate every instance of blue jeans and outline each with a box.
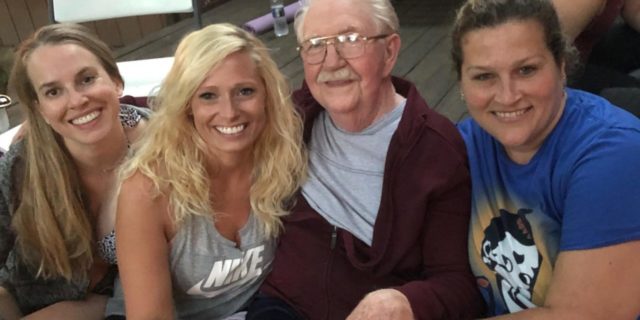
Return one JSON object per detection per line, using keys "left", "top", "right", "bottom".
{"left": 245, "top": 293, "right": 304, "bottom": 320}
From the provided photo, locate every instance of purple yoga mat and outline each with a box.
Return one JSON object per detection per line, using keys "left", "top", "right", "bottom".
{"left": 242, "top": 2, "right": 301, "bottom": 34}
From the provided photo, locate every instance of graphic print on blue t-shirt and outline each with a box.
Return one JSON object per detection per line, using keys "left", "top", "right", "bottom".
{"left": 480, "top": 208, "right": 542, "bottom": 313}
{"left": 460, "top": 88, "right": 640, "bottom": 316}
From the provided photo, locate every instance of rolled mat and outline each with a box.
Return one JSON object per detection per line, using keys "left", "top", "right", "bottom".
{"left": 242, "top": 2, "right": 301, "bottom": 35}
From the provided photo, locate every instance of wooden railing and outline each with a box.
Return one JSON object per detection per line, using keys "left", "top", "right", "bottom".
{"left": 0, "top": 0, "right": 172, "bottom": 48}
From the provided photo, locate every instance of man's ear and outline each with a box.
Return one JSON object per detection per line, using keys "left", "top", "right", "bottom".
{"left": 383, "top": 33, "right": 401, "bottom": 77}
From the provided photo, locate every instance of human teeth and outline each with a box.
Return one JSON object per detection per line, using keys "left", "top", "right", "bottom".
{"left": 495, "top": 109, "right": 527, "bottom": 119}
{"left": 71, "top": 111, "right": 100, "bottom": 125}
{"left": 216, "top": 124, "right": 245, "bottom": 135}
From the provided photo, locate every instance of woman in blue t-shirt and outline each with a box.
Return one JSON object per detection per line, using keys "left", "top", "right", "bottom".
{"left": 452, "top": 0, "right": 640, "bottom": 318}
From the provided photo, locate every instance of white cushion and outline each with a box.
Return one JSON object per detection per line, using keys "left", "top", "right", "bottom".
{"left": 0, "top": 124, "right": 21, "bottom": 153}
{"left": 53, "top": 0, "right": 195, "bottom": 23}
{"left": 117, "top": 56, "right": 174, "bottom": 97}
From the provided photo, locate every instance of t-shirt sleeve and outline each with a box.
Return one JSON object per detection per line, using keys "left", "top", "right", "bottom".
{"left": 560, "top": 127, "right": 640, "bottom": 250}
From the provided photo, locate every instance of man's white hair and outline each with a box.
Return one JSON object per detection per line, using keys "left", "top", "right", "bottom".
{"left": 294, "top": 0, "right": 400, "bottom": 42}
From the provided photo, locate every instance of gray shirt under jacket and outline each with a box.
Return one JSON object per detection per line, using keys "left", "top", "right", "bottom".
{"left": 302, "top": 100, "right": 405, "bottom": 245}
{"left": 106, "top": 212, "right": 276, "bottom": 319}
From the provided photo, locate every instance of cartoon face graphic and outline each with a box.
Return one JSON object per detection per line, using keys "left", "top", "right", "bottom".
{"left": 481, "top": 209, "right": 542, "bottom": 313}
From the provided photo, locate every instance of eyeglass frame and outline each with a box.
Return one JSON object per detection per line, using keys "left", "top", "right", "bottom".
{"left": 296, "top": 32, "right": 392, "bottom": 65}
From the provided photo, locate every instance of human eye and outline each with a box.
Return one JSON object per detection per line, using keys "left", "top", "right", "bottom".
{"left": 344, "top": 33, "right": 360, "bottom": 43}
{"left": 305, "top": 39, "right": 325, "bottom": 53}
{"left": 238, "top": 87, "right": 255, "bottom": 97}
{"left": 82, "top": 75, "right": 96, "bottom": 84}
{"left": 471, "top": 73, "right": 494, "bottom": 81}
{"left": 44, "top": 87, "right": 60, "bottom": 98}
{"left": 77, "top": 70, "right": 97, "bottom": 86}
{"left": 518, "top": 65, "right": 538, "bottom": 76}
{"left": 198, "top": 91, "right": 217, "bottom": 100}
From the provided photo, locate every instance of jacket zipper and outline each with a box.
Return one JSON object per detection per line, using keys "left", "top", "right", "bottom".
{"left": 330, "top": 225, "right": 337, "bottom": 249}
{"left": 323, "top": 225, "right": 338, "bottom": 319}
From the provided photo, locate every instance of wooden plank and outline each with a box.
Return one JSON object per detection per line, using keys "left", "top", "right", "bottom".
{"left": 95, "top": 19, "right": 123, "bottom": 48}
{"left": 116, "top": 17, "right": 143, "bottom": 45}
{"left": 138, "top": 15, "right": 165, "bottom": 37}
{"left": 113, "top": 15, "right": 197, "bottom": 59}
{"left": 82, "top": 22, "right": 99, "bottom": 35}
{"left": 278, "top": 56, "right": 304, "bottom": 90}
{"left": 401, "top": 2, "right": 459, "bottom": 27}
{"left": 115, "top": 0, "right": 297, "bottom": 60}
{"left": 117, "top": 30, "right": 178, "bottom": 61}
{"left": 25, "top": 0, "right": 48, "bottom": 29}
{"left": 5, "top": 0, "right": 35, "bottom": 42}
{"left": 433, "top": 82, "right": 468, "bottom": 122}
{"left": 405, "top": 35, "right": 457, "bottom": 110}
{"left": 0, "top": 0, "right": 20, "bottom": 46}
{"left": 204, "top": 0, "right": 298, "bottom": 25}
{"left": 398, "top": 26, "right": 430, "bottom": 53}
{"left": 393, "top": 25, "right": 447, "bottom": 78}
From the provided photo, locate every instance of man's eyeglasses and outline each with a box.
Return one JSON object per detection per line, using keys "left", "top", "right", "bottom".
{"left": 297, "top": 32, "right": 391, "bottom": 65}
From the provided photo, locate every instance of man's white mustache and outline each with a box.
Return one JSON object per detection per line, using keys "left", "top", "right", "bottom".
{"left": 316, "top": 68, "right": 359, "bottom": 82}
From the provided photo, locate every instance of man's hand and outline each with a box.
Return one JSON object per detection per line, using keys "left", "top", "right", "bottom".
{"left": 346, "top": 289, "right": 414, "bottom": 320}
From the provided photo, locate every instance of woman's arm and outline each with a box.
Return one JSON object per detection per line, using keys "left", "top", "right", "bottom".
{"left": 22, "top": 294, "right": 108, "bottom": 320}
{"left": 0, "top": 286, "right": 21, "bottom": 320}
{"left": 491, "top": 241, "right": 640, "bottom": 319}
{"left": 622, "top": 0, "right": 640, "bottom": 31}
{"left": 116, "top": 172, "right": 175, "bottom": 320}
{"left": 490, "top": 124, "right": 640, "bottom": 319}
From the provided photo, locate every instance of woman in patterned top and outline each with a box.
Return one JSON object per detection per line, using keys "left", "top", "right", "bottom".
{"left": 0, "top": 23, "right": 149, "bottom": 319}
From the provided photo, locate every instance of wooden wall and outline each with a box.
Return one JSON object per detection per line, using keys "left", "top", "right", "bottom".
{"left": 0, "top": 0, "right": 171, "bottom": 48}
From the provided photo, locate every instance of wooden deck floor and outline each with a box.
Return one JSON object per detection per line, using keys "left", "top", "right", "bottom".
{"left": 112, "top": 0, "right": 469, "bottom": 123}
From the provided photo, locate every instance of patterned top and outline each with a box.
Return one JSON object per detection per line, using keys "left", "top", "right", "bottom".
{"left": 95, "top": 105, "right": 145, "bottom": 265}
{"left": 0, "top": 104, "right": 150, "bottom": 314}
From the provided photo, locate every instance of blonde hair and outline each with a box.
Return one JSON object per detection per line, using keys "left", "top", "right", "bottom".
{"left": 8, "top": 24, "right": 124, "bottom": 280}
{"left": 120, "top": 23, "right": 306, "bottom": 237}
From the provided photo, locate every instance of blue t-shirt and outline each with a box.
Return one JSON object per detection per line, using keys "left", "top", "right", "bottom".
{"left": 458, "top": 89, "right": 640, "bottom": 316}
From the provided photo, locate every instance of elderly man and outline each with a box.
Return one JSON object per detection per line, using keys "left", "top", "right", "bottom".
{"left": 250, "top": 0, "right": 484, "bottom": 319}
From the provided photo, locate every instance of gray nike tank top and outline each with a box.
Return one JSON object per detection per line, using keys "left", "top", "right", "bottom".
{"left": 106, "top": 212, "right": 275, "bottom": 319}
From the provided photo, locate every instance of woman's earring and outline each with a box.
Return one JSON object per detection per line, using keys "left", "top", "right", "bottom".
{"left": 460, "top": 91, "right": 465, "bottom": 101}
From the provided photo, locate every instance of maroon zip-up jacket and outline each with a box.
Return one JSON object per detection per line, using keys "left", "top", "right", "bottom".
{"left": 261, "top": 77, "right": 485, "bottom": 319}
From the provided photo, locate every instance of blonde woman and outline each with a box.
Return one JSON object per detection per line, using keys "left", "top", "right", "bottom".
{"left": 105, "top": 23, "right": 306, "bottom": 319}
{"left": 0, "top": 24, "right": 149, "bottom": 319}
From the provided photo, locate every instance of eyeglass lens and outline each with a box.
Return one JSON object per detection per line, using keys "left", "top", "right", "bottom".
{"left": 302, "top": 34, "right": 365, "bottom": 64}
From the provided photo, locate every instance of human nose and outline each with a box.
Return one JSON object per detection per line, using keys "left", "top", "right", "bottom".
{"left": 67, "top": 87, "right": 89, "bottom": 109}
{"left": 322, "top": 41, "right": 345, "bottom": 67}
{"left": 217, "top": 95, "right": 239, "bottom": 119}
{"left": 494, "top": 77, "right": 521, "bottom": 106}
